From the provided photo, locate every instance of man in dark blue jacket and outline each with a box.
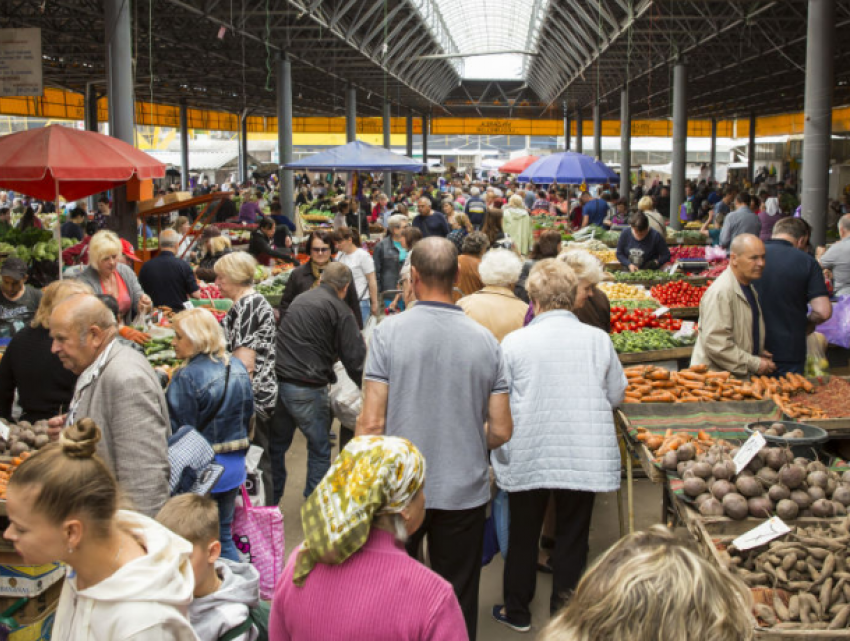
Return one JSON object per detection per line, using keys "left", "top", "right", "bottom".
{"left": 412, "top": 197, "right": 449, "bottom": 238}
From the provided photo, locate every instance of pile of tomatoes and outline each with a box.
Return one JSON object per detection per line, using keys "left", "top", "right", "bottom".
{"left": 650, "top": 281, "right": 708, "bottom": 308}
{"left": 610, "top": 306, "right": 683, "bottom": 334}
{"left": 198, "top": 284, "right": 222, "bottom": 299}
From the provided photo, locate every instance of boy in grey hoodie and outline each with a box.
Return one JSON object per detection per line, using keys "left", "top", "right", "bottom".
{"left": 157, "top": 494, "right": 262, "bottom": 641}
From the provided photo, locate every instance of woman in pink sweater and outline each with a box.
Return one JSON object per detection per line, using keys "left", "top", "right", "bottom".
{"left": 269, "top": 435, "right": 468, "bottom": 641}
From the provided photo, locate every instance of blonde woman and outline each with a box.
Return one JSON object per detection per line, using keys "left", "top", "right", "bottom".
{"left": 195, "top": 227, "right": 232, "bottom": 282}
{"left": 539, "top": 526, "right": 754, "bottom": 641}
{"left": 214, "top": 251, "right": 277, "bottom": 506}
{"left": 0, "top": 279, "right": 92, "bottom": 423}
{"left": 166, "top": 307, "right": 254, "bottom": 561}
{"left": 559, "top": 250, "right": 610, "bottom": 332}
{"left": 76, "top": 231, "right": 151, "bottom": 324}
{"left": 637, "top": 196, "right": 667, "bottom": 237}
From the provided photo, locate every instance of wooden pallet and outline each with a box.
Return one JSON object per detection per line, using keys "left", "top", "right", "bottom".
{"left": 618, "top": 345, "right": 694, "bottom": 365}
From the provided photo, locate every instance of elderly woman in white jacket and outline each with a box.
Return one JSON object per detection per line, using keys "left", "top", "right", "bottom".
{"left": 491, "top": 258, "right": 627, "bottom": 634}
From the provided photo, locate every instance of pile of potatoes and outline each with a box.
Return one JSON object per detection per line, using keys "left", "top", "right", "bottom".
{"left": 668, "top": 441, "right": 850, "bottom": 520}
{"left": 0, "top": 420, "right": 50, "bottom": 457}
{"left": 726, "top": 519, "right": 850, "bottom": 629}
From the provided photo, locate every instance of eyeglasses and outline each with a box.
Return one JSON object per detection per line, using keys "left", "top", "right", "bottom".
{"left": 311, "top": 247, "right": 331, "bottom": 254}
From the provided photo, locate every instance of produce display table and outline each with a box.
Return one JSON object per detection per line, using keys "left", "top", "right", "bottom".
{"left": 667, "top": 306, "right": 700, "bottom": 320}
{"left": 617, "top": 345, "right": 693, "bottom": 366}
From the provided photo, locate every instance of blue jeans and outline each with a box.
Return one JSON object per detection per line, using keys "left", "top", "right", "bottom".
{"left": 213, "top": 487, "right": 240, "bottom": 561}
{"left": 270, "top": 382, "right": 331, "bottom": 504}
{"left": 359, "top": 299, "right": 371, "bottom": 326}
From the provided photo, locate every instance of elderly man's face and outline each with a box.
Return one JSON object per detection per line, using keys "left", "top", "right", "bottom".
{"left": 417, "top": 201, "right": 431, "bottom": 216}
{"left": 49, "top": 308, "right": 101, "bottom": 375}
{"left": 0, "top": 276, "right": 23, "bottom": 299}
{"left": 731, "top": 242, "right": 766, "bottom": 283}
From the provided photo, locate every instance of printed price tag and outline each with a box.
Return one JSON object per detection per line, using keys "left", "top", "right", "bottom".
{"left": 668, "top": 262, "right": 680, "bottom": 275}
{"left": 183, "top": 301, "right": 194, "bottom": 311}
{"left": 0, "top": 420, "right": 10, "bottom": 442}
{"left": 673, "top": 321, "right": 696, "bottom": 340}
{"left": 653, "top": 307, "right": 670, "bottom": 318}
{"left": 732, "top": 517, "right": 791, "bottom": 551}
{"left": 734, "top": 431, "right": 766, "bottom": 474}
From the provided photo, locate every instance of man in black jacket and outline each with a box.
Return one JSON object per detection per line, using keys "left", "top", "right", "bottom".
{"left": 271, "top": 263, "right": 366, "bottom": 502}
{"left": 248, "top": 218, "right": 297, "bottom": 266}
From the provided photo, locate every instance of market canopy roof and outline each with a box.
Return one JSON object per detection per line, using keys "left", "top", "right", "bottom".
{"left": 283, "top": 141, "right": 425, "bottom": 172}
{"left": 518, "top": 152, "right": 619, "bottom": 185}
{"left": 0, "top": 125, "right": 165, "bottom": 201}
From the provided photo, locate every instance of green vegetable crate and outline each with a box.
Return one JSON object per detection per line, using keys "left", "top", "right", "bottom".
{"left": 190, "top": 299, "right": 233, "bottom": 311}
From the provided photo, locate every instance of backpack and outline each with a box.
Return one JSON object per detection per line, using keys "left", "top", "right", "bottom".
{"left": 219, "top": 601, "right": 271, "bottom": 641}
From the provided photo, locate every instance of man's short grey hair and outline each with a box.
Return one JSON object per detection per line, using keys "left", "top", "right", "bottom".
{"left": 417, "top": 197, "right": 431, "bottom": 207}
{"left": 320, "top": 262, "right": 352, "bottom": 291}
{"left": 387, "top": 214, "right": 409, "bottom": 230}
{"left": 479, "top": 249, "right": 523, "bottom": 287}
{"left": 840, "top": 214, "right": 850, "bottom": 234}
{"left": 159, "top": 228, "right": 180, "bottom": 249}
{"left": 470, "top": 186, "right": 480, "bottom": 196}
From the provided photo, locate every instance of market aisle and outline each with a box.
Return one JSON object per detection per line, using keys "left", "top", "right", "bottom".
{"left": 278, "top": 429, "right": 665, "bottom": 639}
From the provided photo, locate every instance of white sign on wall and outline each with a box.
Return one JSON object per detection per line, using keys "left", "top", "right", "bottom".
{"left": 0, "top": 28, "right": 42, "bottom": 97}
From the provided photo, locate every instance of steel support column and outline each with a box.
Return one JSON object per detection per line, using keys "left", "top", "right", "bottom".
{"left": 277, "top": 55, "right": 294, "bottom": 221}
{"left": 179, "top": 99, "right": 189, "bottom": 192}
{"left": 104, "top": 0, "right": 136, "bottom": 244}
{"left": 406, "top": 114, "right": 413, "bottom": 158}
{"left": 620, "top": 85, "right": 631, "bottom": 206}
{"left": 593, "top": 101, "right": 602, "bottom": 160}
{"left": 239, "top": 112, "right": 248, "bottom": 184}
{"left": 383, "top": 100, "right": 392, "bottom": 194}
{"left": 670, "top": 62, "right": 688, "bottom": 230}
{"left": 748, "top": 112, "right": 757, "bottom": 183}
{"left": 84, "top": 83, "right": 98, "bottom": 133}
{"left": 346, "top": 84, "right": 356, "bottom": 143}
{"left": 802, "top": 0, "right": 834, "bottom": 248}
{"left": 576, "top": 109, "right": 583, "bottom": 154}
{"left": 421, "top": 113, "right": 428, "bottom": 165}
{"left": 563, "top": 101, "right": 570, "bottom": 151}
{"left": 710, "top": 117, "right": 717, "bottom": 183}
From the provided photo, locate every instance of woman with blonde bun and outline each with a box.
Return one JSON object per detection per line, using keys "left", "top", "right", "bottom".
{"left": 3, "top": 419, "right": 197, "bottom": 641}
{"left": 539, "top": 525, "right": 754, "bottom": 641}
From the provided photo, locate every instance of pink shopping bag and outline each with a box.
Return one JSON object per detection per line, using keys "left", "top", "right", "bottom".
{"left": 232, "top": 484, "right": 285, "bottom": 599}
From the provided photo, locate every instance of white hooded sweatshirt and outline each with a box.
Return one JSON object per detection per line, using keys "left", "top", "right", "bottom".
{"left": 190, "top": 559, "right": 260, "bottom": 641}
{"left": 52, "top": 510, "right": 199, "bottom": 641}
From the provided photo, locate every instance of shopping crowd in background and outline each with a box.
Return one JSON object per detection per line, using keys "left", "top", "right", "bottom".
{"left": 0, "top": 165, "right": 847, "bottom": 640}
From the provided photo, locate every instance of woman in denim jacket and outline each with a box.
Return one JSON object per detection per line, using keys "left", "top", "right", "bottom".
{"left": 167, "top": 307, "right": 254, "bottom": 561}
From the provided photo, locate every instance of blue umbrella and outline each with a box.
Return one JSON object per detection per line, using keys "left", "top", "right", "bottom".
{"left": 517, "top": 151, "right": 619, "bottom": 185}
{"left": 283, "top": 140, "right": 424, "bottom": 172}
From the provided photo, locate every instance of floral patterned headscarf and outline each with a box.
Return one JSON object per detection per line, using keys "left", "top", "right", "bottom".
{"left": 293, "top": 435, "right": 425, "bottom": 586}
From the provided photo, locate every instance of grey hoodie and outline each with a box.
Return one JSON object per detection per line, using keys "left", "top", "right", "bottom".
{"left": 190, "top": 559, "right": 260, "bottom": 641}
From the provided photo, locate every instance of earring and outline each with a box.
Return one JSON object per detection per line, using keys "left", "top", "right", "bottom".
{"left": 67, "top": 547, "right": 74, "bottom": 554}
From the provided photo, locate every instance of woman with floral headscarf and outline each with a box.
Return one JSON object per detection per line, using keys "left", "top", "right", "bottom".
{"left": 269, "top": 436, "right": 468, "bottom": 641}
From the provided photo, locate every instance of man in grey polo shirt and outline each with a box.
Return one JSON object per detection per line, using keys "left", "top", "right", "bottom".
{"left": 358, "top": 237, "right": 513, "bottom": 641}
{"left": 820, "top": 214, "right": 850, "bottom": 298}
{"left": 720, "top": 192, "right": 761, "bottom": 249}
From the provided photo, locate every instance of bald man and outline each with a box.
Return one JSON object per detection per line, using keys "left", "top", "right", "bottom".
{"left": 691, "top": 234, "right": 776, "bottom": 377}
{"left": 47, "top": 294, "right": 170, "bottom": 516}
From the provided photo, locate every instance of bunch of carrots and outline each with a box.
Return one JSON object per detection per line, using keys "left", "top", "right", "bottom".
{"left": 623, "top": 366, "right": 815, "bottom": 405}
{"left": 0, "top": 451, "right": 31, "bottom": 499}
{"left": 635, "top": 427, "right": 722, "bottom": 456}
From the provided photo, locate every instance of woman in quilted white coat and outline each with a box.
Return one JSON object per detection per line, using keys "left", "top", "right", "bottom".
{"left": 491, "top": 258, "right": 627, "bottom": 633}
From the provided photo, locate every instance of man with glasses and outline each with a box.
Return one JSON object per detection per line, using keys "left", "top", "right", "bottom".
{"left": 276, "top": 231, "right": 362, "bottom": 329}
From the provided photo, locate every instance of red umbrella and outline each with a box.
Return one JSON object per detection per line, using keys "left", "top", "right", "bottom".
{"left": 0, "top": 125, "right": 165, "bottom": 201}
{"left": 498, "top": 155, "right": 540, "bottom": 174}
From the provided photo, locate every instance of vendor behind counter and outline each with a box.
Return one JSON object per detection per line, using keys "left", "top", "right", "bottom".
{"left": 0, "top": 257, "right": 42, "bottom": 336}
{"left": 615, "top": 211, "right": 671, "bottom": 272}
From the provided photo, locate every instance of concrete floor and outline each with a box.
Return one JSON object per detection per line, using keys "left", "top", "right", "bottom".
{"left": 278, "top": 429, "right": 665, "bottom": 640}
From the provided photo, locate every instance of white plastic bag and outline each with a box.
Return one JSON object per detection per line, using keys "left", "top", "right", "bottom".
{"left": 362, "top": 315, "right": 378, "bottom": 344}
{"left": 243, "top": 444, "right": 266, "bottom": 506}
{"left": 329, "top": 361, "right": 361, "bottom": 429}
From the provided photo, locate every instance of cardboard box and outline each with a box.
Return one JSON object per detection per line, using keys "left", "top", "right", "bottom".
{"left": 0, "top": 564, "right": 64, "bottom": 598}
{"left": 126, "top": 177, "right": 154, "bottom": 202}
{"left": 8, "top": 602, "right": 57, "bottom": 641}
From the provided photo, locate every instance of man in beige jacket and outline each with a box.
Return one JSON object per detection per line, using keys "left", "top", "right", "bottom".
{"left": 459, "top": 249, "right": 528, "bottom": 342}
{"left": 691, "top": 234, "right": 776, "bottom": 377}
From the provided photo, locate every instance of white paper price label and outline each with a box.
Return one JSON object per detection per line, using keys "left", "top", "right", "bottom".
{"left": 653, "top": 306, "right": 670, "bottom": 318}
{"left": 669, "top": 262, "right": 680, "bottom": 275}
{"left": 0, "top": 420, "right": 10, "bottom": 442}
{"left": 732, "top": 517, "right": 791, "bottom": 551}
{"left": 673, "top": 321, "right": 697, "bottom": 340}
{"left": 734, "top": 431, "right": 766, "bottom": 474}
{"left": 183, "top": 301, "right": 194, "bottom": 311}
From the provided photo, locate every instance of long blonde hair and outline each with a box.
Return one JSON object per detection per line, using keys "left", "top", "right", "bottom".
{"left": 32, "top": 280, "right": 93, "bottom": 329}
{"left": 540, "top": 526, "right": 754, "bottom": 641}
